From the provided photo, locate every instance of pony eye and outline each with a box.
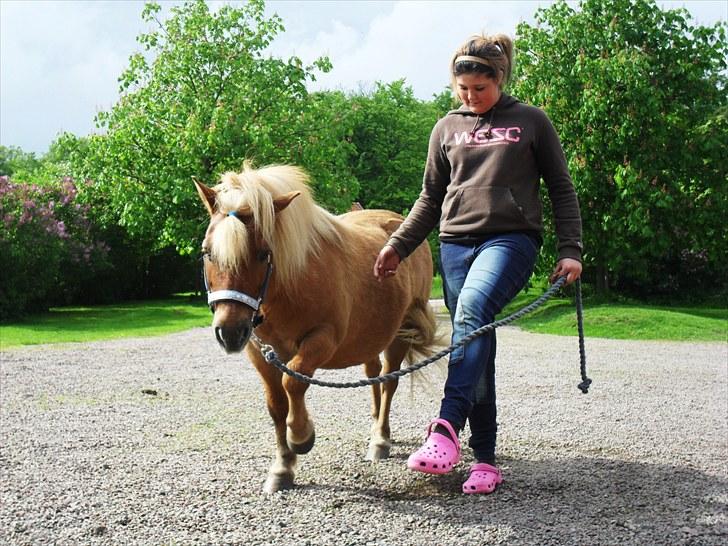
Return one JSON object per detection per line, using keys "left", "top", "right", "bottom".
{"left": 257, "top": 250, "right": 269, "bottom": 262}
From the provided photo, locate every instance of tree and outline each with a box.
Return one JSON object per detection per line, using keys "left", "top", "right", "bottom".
{"left": 80, "top": 0, "right": 356, "bottom": 254}
{"left": 348, "top": 81, "right": 444, "bottom": 214}
{"left": 0, "top": 146, "right": 42, "bottom": 180}
{"left": 344, "top": 84, "right": 453, "bottom": 271}
{"left": 512, "top": 0, "right": 727, "bottom": 294}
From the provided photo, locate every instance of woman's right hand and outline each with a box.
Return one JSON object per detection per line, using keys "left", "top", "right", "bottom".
{"left": 373, "top": 245, "right": 401, "bottom": 282}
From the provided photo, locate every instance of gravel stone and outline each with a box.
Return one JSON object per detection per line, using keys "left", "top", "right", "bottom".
{"left": 1, "top": 322, "right": 726, "bottom": 545}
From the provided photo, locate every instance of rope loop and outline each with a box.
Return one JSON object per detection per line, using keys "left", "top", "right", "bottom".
{"left": 255, "top": 275, "right": 591, "bottom": 393}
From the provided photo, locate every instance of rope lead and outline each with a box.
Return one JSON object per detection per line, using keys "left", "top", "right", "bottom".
{"left": 575, "top": 278, "right": 591, "bottom": 393}
{"left": 256, "top": 275, "right": 591, "bottom": 393}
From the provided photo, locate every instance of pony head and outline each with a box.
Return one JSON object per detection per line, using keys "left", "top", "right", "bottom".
{"left": 194, "top": 162, "right": 340, "bottom": 353}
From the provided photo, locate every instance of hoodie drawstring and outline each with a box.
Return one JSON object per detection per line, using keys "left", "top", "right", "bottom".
{"left": 469, "top": 107, "right": 496, "bottom": 139}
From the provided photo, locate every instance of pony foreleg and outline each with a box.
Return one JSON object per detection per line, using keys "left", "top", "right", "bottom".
{"left": 246, "top": 346, "right": 297, "bottom": 493}
{"left": 265, "top": 419, "right": 298, "bottom": 494}
{"left": 366, "top": 340, "right": 408, "bottom": 461}
{"left": 281, "top": 367, "right": 315, "bottom": 455}
{"left": 281, "top": 329, "right": 337, "bottom": 455}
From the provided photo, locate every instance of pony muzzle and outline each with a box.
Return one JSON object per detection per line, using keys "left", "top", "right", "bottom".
{"left": 214, "top": 321, "right": 253, "bottom": 354}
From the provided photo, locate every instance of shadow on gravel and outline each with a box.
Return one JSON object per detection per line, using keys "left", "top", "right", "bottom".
{"left": 310, "top": 455, "right": 728, "bottom": 545}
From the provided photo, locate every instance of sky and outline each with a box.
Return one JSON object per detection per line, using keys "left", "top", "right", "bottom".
{"left": 1, "top": 0, "right": 726, "bottom": 155}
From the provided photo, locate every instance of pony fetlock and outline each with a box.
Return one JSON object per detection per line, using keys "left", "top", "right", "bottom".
{"left": 287, "top": 426, "right": 315, "bottom": 455}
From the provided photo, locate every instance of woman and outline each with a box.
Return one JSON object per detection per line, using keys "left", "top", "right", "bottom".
{"left": 373, "top": 33, "right": 583, "bottom": 494}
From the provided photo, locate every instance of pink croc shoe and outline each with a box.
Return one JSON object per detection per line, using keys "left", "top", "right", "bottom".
{"left": 462, "top": 462, "right": 503, "bottom": 494}
{"left": 407, "top": 418, "right": 460, "bottom": 474}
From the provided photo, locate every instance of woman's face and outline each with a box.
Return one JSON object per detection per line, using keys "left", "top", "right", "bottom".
{"left": 455, "top": 73, "right": 501, "bottom": 114}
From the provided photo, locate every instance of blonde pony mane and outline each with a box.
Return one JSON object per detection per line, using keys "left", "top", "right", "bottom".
{"left": 210, "top": 163, "right": 343, "bottom": 288}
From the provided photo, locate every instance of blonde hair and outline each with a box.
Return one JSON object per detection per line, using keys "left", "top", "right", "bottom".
{"left": 450, "top": 33, "right": 514, "bottom": 91}
{"left": 210, "top": 162, "right": 342, "bottom": 289}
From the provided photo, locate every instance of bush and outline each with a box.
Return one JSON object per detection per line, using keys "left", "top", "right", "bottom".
{"left": 0, "top": 176, "right": 110, "bottom": 319}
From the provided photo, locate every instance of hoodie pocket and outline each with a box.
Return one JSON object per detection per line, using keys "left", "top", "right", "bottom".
{"left": 443, "top": 185, "right": 527, "bottom": 228}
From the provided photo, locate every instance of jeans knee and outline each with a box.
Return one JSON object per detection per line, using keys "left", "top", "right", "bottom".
{"left": 455, "top": 290, "right": 495, "bottom": 328}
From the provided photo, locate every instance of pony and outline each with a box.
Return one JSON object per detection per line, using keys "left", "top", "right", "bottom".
{"left": 194, "top": 163, "right": 438, "bottom": 493}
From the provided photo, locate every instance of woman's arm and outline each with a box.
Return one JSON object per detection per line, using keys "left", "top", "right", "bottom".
{"left": 534, "top": 111, "right": 583, "bottom": 264}
{"left": 386, "top": 123, "right": 450, "bottom": 260}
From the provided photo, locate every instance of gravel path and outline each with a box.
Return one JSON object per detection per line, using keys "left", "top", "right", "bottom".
{"left": 1, "top": 319, "right": 726, "bottom": 546}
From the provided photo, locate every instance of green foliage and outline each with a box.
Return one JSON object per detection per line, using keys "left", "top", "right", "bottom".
{"left": 0, "top": 136, "right": 91, "bottom": 188}
{"left": 79, "top": 0, "right": 357, "bottom": 254}
{"left": 347, "top": 84, "right": 453, "bottom": 269}
{"left": 10, "top": 0, "right": 723, "bottom": 303}
{"left": 38, "top": 133, "right": 91, "bottom": 183}
{"left": 0, "top": 146, "right": 42, "bottom": 180}
{"left": 349, "top": 81, "right": 442, "bottom": 213}
{"left": 512, "top": 0, "right": 727, "bottom": 293}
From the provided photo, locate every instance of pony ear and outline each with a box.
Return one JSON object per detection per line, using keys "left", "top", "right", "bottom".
{"left": 193, "top": 178, "right": 217, "bottom": 216}
{"left": 273, "top": 191, "right": 301, "bottom": 213}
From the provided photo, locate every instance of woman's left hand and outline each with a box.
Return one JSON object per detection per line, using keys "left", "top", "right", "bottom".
{"left": 550, "top": 258, "right": 582, "bottom": 285}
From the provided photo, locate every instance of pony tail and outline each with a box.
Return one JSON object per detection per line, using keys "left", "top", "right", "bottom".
{"left": 397, "top": 298, "right": 440, "bottom": 362}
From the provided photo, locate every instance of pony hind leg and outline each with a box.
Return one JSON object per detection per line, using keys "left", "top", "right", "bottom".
{"left": 246, "top": 345, "right": 297, "bottom": 493}
{"left": 366, "top": 339, "right": 408, "bottom": 461}
{"left": 363, "top": 357, "right": 383, "bottom": 422}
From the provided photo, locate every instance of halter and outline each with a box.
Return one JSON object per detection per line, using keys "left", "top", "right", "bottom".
{"left": 202, "top": 250, "right": 273, "bottom": 328}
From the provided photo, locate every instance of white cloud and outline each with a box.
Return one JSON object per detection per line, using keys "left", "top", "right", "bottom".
{"left": 272, "top": 1, "right": 548, "bottom": 99}
{"left": 273, "top": 0, "right": 726, "bottom": 99}
{"left": 1, "top": 0, "right": 725, "bottom": 154}
{"left": 0, "top": 0, "right": 153, "bottom": 152}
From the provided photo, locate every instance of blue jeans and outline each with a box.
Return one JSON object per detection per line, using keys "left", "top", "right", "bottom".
{"left": 438, "top": 232, "right": 539, "bottom": 463}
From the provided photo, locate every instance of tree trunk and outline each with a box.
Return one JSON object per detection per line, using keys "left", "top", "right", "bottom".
{"left": 595, "top": 263, "right": 609, "bottom": 294}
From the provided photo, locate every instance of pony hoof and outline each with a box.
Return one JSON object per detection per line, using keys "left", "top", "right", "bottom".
{"left": 263, "top": 474, "right": 295, "bottom": 494}
{"left": 365, "top": 442, "right": 391, "bottom": 461}
{"left": 287, "top": 429, "right": 315, "bottom": 454}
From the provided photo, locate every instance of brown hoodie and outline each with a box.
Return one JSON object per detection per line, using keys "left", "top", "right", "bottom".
{"left": 387, "top": 94, "right": 583, "bottom": 262}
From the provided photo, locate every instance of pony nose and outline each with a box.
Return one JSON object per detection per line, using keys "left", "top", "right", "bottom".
{"left": 214, "top": 322, "right": 252, "bottom": 353}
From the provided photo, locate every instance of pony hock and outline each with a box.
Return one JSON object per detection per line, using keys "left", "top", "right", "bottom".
{"left": 195, "top": 163, "right": 439, "bottom": 493}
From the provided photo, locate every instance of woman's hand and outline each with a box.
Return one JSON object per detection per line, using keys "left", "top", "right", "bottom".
{"left": 550, "top": 258, "right": 582, "bottom": 285}
{"left": 373, "top": 245, "right": 402, "bottom": 282}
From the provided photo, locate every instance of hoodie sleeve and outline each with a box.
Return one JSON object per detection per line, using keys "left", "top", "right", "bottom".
{"left": 386, "top": 121, "right": 450, "bottom": 259}
{"left": 534, "top": 111, "right": 583, "bottom": 262}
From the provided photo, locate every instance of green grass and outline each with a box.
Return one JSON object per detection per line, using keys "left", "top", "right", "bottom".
{"left": 514, "top": 300, "right": 726, "bottom": 340}
{"left": 500, "top": 285, "right": 726, "bottom": 341}
{"left": 434, "top": 275, "right": 726, "bottom": 342}
{"left": 0, "top": 296, "right": 211, "bottom": 349}
{"left": 431, "top": 274, "right": 443, "bottom": 299}
{"left": 1, "top": 282, "right": 725, "bottom": 349}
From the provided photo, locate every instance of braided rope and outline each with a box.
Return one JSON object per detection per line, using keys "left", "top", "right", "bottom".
{"left": 255, "top": 275, "right": 591, "bottom": 392}
{"left": 575, "top": 278, "right": 591, "bottom": 393}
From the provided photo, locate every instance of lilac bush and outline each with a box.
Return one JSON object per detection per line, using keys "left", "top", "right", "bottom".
{"left": 0, "top": 176, "right": 109, "bottom": 318}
